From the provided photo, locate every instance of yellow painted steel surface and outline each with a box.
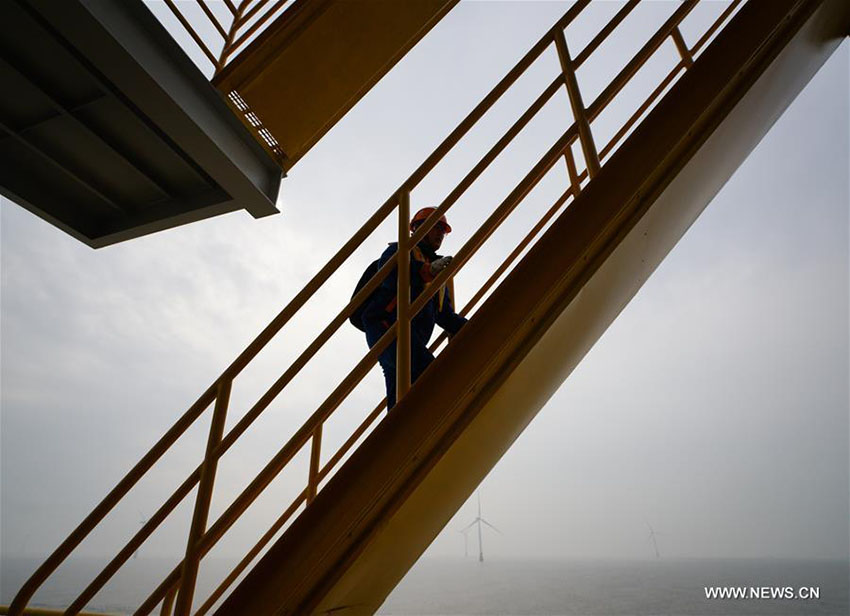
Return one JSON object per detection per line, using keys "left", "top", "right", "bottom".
{"left": 213, "top": 0, "right": 458, "bottom": 170}
{"left": 214, "top": 1, "right": 849, "bottom": 613}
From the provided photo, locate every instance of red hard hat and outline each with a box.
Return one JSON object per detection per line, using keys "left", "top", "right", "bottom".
{"left": 410, "top": 207, "right": 451, "bottom": 233}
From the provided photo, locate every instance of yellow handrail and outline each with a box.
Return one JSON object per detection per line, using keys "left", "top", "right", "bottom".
{"left": 159, "top": 0, "right": 292, "bottom": 74}
{"left": 8, "top": 1, "right": 746, "bottom": 614}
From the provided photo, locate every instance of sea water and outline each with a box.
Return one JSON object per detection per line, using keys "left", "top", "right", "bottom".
{"left": 380, "top": 559, "right": 849, "bottom": 615}
{"left": 2, "top": 557, "right": 847, "bottom": 615}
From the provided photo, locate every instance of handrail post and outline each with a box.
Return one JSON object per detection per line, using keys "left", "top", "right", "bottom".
{"left": 671, "top": 26, "right": 695, "bottom": 68}
{"left": 555, "top": 30, "right": 601, "bottom": 178}
{"left": 161, "top": 585, "right": 178, "bottom": 616}
{"left": 174, "top": 379, "right": 232, "bottom": 616}
{"left": 396, "top": 190, "right": 412, "bottom": 401}
{"left": 563, "top": 144, "right": 582, "bottom": 197}
{"left": 306, "top": 424, "right": 322, "bottom": 503}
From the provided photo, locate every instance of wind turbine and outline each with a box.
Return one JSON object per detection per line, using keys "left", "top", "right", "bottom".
{"left": 646, "top": 521, "right": 661, "bottom": 559}
{"left": 459, "top": 492, "right": 501, "bottom": 562}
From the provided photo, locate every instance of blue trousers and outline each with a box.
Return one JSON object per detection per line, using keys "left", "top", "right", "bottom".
{"left": 364, "top": 321, "right": 434, "bottom": 409}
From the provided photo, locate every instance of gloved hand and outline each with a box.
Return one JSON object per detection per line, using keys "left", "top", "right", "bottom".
{"left": 430, "top": 256, "right": 453, "bottom": 276}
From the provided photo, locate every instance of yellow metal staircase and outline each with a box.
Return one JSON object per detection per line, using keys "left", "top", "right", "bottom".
{"left": 7, "top": 0, "right": 848, "bottom": 614}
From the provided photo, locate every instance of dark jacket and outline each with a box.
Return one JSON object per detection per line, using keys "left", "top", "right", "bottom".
{"left": 361, "top": 242, "right": 466, "bottom": 343}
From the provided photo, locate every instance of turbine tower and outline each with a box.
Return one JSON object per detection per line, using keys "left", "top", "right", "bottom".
{"left": 646, "top": 521, "right": 661, "bottom": 559}
{"left": 459, "top": 492, "right": 501, "bottom": 562}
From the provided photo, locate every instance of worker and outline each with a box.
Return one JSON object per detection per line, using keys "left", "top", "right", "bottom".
{"left": 361, "top": 207, "right": 467, "bottom": 409}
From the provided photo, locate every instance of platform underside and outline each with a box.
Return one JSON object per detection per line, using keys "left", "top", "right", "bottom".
{"left": 0, "top": 0, "right": 281, "bottom": 248}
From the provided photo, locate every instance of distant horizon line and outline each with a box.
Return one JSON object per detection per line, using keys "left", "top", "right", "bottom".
{"left": 3, "top": 555, "right": 848, "bottom": 564}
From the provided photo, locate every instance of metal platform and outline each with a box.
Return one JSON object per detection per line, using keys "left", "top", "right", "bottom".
{"left": 211, "top": 0, "right": 458, "bottom": 172}
{"left": 0, "top": 0, "right": 281, "bottom": 248}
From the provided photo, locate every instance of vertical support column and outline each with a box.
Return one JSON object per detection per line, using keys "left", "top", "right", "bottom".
{"left": 306, "top": 424, "right": 323, "bottom": 504}
{"left": 563, "top": 144, "right": 582, "bottom": 197}
{"left": 555, "top": 30, "right": 601, "bottom": 178}
{"left": 174, "top": 378, "right": 231, "bottom": 616}
{"left": 161, "top": 586, "right": 178, "bottom": 616}
{"left": 396, "top": 191, "right": 412, "bottom": 401}
{"left": 671, "top": 27, "right": 695, "bottom": 68}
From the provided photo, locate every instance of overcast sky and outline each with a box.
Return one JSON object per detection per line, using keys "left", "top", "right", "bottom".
{"left": 1, "top": 0, "right": 848, "bottom": 606}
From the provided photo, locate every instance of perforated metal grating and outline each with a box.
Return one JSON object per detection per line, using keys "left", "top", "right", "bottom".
{"left": 228, "top": 90, "right": 284, "bottom": 163}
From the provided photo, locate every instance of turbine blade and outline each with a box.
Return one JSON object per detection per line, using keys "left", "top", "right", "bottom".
{"left": 481, "top": 519, "right": 502, "bottom": 534}
{"left": 460, "top": 520, "right": 478, "bottom": 532}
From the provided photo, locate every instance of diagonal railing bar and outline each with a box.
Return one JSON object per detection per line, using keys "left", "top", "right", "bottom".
{"left": 222, "top": 0, "right": 239, "bottom": 17}
{"left": 402, "top": 0, "right": 591, "bottom": 195}
{"left": 161, "top": 0, "right": 219, "bottom": 67}
{"left": 193, "top": 0, "right": 228, "bottom": 40}
{"left": 193, "top": 395, "right": 383, "bottom": 616}
{"left": 405, "top": 127, "right": 578, "bottom": 333}
{"left": 63, "top": 468, "right": 201, "bottom": 616}
{"left": 217, "top": 0, "right": 251, "bottom": 69}
{"left": 157, "top": 0, "right": 289, "bottom": 73}
{"left": 448, "top": 178, "right": 579, "bottom": 329}
{"left": 573, "top": 0, "right": 641, "bottom": 69}
{"left": 429, "top": 181, "right": 577, "bottom": 355}
{"left": 407, "top": 74, "right": 565, "bottom": 264}
{"left": 138, "top": 565, "right": 181, "bottom": 616}
{"left": 165, "top": 0, "right": 594, "bottom": 77}
{"left": 596, "top": 1, "right": 743, "bottom": 163}
{"left": 193, "top": 487, "right": 309, "bottom": 616}
{"left": 196, "top": 332, "right": 396, "bottom": 540}
{"left": 691, "top": 0, "right": 744, "bottom": 56}
{"left": 587, "top": 0, "right": 699, "bottom": 123}
{"left": 11, "top": 1, "right": 750, "bottom": 613}
{"left": 317, "top": 400, "right": 387, "bottom": 483}
{"left": 234, "top": 0, "right": 273, "bottom": 29}
{"left": 599, "top": 60, "right": 687, "bottom": 161}
{"left": 7, "top": 390, "right": 217, "bottom": 616}
{"left": 471, "top": 190, "right": 574, "bottom": 302}
{"left": 223, "top": 0, "right": 290, "bottom": 65}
